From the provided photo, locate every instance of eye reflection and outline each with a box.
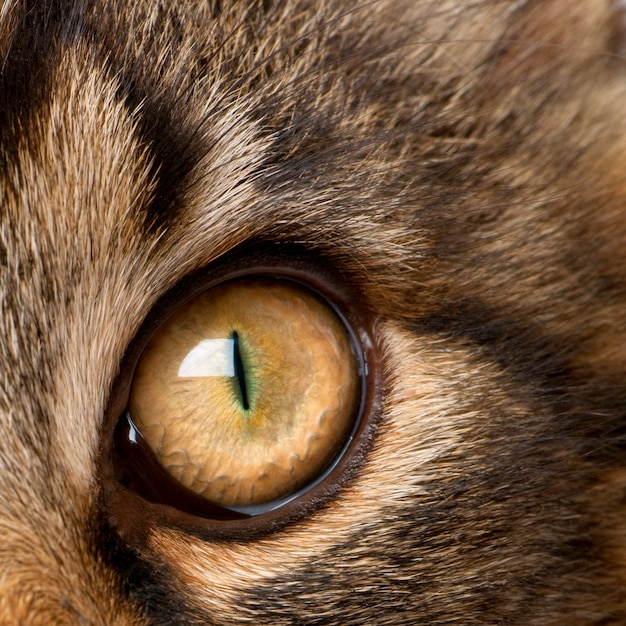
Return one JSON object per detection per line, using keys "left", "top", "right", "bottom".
{"left": 127, "top": 278, "right": 361, "bottom": 510}
{"left": 178, "top": 334, "right": 250, "bottom": 409}
{"left": 177, "top": 338, "right": 236, "bottom": 378}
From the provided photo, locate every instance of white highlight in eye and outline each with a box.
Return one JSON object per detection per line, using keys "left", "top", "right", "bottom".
{"left": 177, "top": 339, "right": 235, "bottom": 377}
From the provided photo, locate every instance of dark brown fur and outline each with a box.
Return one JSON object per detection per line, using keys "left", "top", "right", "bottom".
{"left": 1, "top": 0, "right": 626, "bottom": 623}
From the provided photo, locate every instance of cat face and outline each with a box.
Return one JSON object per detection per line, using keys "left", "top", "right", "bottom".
{"left": 1, "top": 0, "right": 626, "bottom": 623}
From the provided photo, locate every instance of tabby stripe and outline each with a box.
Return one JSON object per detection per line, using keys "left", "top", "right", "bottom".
{"left": 0, "top": 0, "right": 83, "bottom": 170}
{"left": 415, "top": 299, "right": 626, "bottom": 459}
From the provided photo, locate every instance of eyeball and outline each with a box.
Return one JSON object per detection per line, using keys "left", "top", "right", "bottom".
{"left": 125, "top": 277, "right": 363, "bottom": 514}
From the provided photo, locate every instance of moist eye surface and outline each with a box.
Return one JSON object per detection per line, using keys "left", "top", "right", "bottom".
{"left": 126, "top": 277, "right": 361, "bottom": 511}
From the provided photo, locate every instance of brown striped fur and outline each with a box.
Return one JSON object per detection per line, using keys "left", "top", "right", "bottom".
{"left": 1, "top": 0, "right": 626, "bottom": 623}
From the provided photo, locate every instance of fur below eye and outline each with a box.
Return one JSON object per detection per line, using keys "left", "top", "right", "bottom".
{"left": 126, "top": 278, "right": 361, "bottom": 512}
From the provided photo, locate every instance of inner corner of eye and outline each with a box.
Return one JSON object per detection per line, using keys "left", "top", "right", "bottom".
{"left": 124, "top": 277, "right": 363, "bottom": 513}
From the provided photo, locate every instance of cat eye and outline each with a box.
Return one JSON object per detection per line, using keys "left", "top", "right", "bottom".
{"left": 108, "top": 265, "right": 377, "bottom": 531}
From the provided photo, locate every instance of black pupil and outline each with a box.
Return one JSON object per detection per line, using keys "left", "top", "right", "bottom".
{"left": 232, "top": 331, "right": 250, "bottom": 411}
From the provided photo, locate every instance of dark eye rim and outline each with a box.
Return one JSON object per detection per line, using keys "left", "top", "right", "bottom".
{"left": 99, "top": 248, "right": 383, "bottom": 543}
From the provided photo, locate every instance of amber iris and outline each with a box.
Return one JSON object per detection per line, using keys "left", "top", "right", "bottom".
{"left": 128, "top": 278, "right": 360, "bottom": 508}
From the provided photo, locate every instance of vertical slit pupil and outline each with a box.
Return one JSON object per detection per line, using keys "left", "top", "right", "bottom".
{"left": 232, "top": 331, "right": 250, "bottom": 410}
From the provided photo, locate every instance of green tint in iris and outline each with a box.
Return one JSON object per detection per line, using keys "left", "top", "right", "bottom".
{"left": 231, "top": 330, "right": 250, "bottom": 411}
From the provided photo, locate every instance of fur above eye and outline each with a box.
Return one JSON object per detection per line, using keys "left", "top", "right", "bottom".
{"left": 118, "top": 276, "right": 366, "bottom": 519}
